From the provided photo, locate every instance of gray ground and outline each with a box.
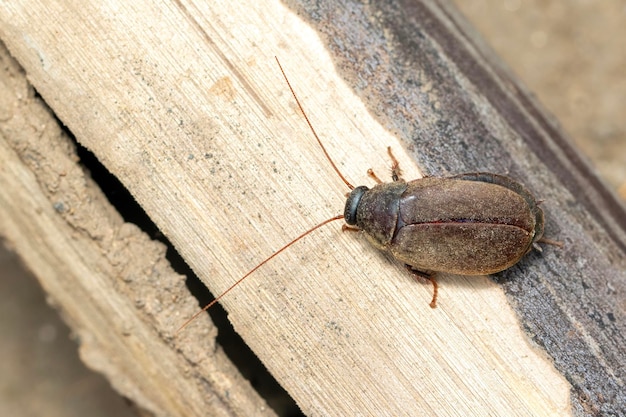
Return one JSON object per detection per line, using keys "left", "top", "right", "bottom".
{"left": 456, "top": 0, "right": 625, "bottom": 196}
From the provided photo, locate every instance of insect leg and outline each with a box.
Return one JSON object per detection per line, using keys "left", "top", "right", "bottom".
{"left": 367, "top": 147, "right": 404, "bottom": 183}
{"left": 367, "top": 168, "right": 384, "bottom": 184}
{"left": 405, "top": 265, "right": 438, "bottom": 308}
{"left": 387, "top": 147, "right": 403, "bottom": 182}
{"left": 341, "top": 224, "right": 360, "bottom": 232}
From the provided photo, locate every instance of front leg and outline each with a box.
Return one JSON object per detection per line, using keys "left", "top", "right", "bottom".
{"left": 387, "top": 146, "right": 403, "bottom": 182}
{"left": 367, "top": 146, "right": 404, "bottom": 183}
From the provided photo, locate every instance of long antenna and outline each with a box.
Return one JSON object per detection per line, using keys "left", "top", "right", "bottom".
{"left": 177, "top": 58, "right": 356, "bottom": 333}
{"left": 275, "top": 56, "right": 354, "bottom": 191}
{"left": 177, "top": 215, "right": 345, "bottom": 334}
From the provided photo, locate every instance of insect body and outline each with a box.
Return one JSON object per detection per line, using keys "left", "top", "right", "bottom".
{"left": 346, "top": 170, "right": 545, "bottom": 277}
{"left": 176, "top": 58, "right": 554, "bottom": 332}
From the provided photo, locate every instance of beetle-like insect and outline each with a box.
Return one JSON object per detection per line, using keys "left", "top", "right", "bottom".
{"left": 177, "top": 58, "right": 557, "bottom": 332}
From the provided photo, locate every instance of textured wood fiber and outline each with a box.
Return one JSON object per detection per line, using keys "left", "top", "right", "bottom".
{"left": 1, "top": 1, "right": 624, "bottom": 416}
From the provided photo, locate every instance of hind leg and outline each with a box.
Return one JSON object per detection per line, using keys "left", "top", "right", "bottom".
{"left": 405, "top": 265, "right": 438, "bottom": 308}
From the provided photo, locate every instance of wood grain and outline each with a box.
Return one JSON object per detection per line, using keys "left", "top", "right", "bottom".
{"left": 1, "top": 0, "right": 623, "bottom": 416}
{"left": 0, "top": 41, "right": 274, "bottom": 417}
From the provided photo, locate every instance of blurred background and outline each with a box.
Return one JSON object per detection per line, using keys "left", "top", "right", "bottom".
{"left": 1, "top": 1, "right": 624, "bottom": 416}
{"left": 457, "top": 0, "right": 625, "bottom": 198}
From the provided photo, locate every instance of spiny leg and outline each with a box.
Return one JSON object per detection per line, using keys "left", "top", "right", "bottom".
{"left": 367, "top": 146, "right": 404, "bottom": 184}
{"left": 405, "top": 265, "right": 438, "bottom": 308}
{"left": 387, "top": 146, "right": 403, "bottom": 182}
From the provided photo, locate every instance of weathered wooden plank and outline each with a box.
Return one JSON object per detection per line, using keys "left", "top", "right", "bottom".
{"left": 1, "top": 0, "right": 623, "bottom": 415}
{"left": 0, "top": 41, "right": 274, "bottom": 417}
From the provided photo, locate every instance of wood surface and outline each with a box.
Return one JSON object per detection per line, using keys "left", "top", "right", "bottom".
{"left": 0, "top": 1, "right": 624, "bottom": 416}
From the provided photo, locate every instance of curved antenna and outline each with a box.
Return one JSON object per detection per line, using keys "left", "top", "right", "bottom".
{"left": 176, "top": 214, "right": 344, "bottom": 334}
{"left": 275, "top": 56, "right": 354, "bottom": 191}
{"left": 177, "top": 59, "right": 357, "bottom": 333}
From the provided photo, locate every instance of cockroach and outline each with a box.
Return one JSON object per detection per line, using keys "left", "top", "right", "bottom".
{"left": 176, "top": 57, "right": 558, "bottom": 333}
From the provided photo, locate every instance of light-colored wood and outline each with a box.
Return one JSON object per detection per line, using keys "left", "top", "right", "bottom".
{"left": 0, "top": 42, "right": 274, "bottom": 417}
{"left": 5, "top": 0, "right": 623, "bottom": 415}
